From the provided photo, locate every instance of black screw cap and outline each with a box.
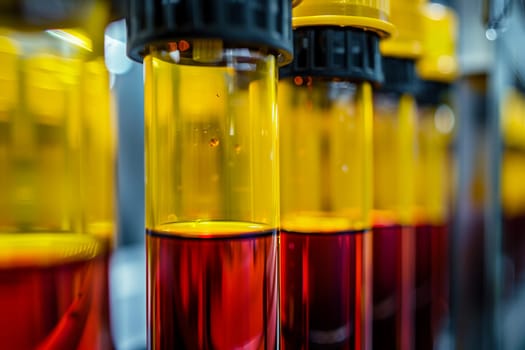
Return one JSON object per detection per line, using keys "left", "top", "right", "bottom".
{"left": 415, "top": 79, "right": 450, "bottom": 106}
{"left": 126, "top": 0, "right": 293, "bottom": 65}
{"left": 280, "top": 26, "right": 383, "bottom": 84}
{"left": 379, "top": 57, "right": 418, "bottom": 95}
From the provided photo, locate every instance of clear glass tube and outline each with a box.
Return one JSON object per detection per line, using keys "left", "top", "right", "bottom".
{"left": 0, "top": 30, "right": 115, "bottom": 349}
{"left": 372, "top": 91, "right": 417, "bottom": 350}
{"left": 278, "top": 77, "right": 373, "bottom": 349}
{"left": 144, "top": 41, "right": 279, "bottom": 349}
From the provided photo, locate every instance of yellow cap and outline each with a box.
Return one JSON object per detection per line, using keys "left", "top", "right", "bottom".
{"left": 380, "top": 0, "right": 425, "bottom": 59}
{"left": 416, "top": 3, "right": 458, "bottom": 82}
{"left": 292, "top": 0, "right": 394, "bottom": 37}
{"left": 292, "top": 0, "right": 303, "bottom": 7}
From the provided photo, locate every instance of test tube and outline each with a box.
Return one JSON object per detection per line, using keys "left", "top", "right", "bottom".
{"left": 125, "top": 0, "right": 292, "bottom": 348}
{"left": 0, "top": 3, "right": 116, "bottom": 348}
{"left": 372, "top": 1, "right": 425, "bottom": 349}
{"left": 278, "top": 1, "right": 393, "bottom": 349}
{"left": 413, "top": 3, "right": 458, "bottom": 348}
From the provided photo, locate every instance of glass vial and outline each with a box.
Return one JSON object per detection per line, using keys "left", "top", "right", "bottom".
{"left": 372, "top": 82, "right": 417, "bottom": 350}
{"left": 144, "top": 41, "right": 280, "bottom": 349}
{"left": 280, "top": 76, "right": 374, "bottom": 350}
{"left": 413, "top": 4, "right": 458, "bottom": 348}
{"left": 372, "top": 1, "right": 425, "bottom": 348}
{"left": 125, "top": 0, "right": 293, "bottom": 348}
{"left": 0, "top": 26, "right": 115, "bottom": 350}
{"left": 278, "top": 20, "right": 391, "bottom": 349}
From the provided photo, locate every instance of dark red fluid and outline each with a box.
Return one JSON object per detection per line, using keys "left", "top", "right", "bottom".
{"left": 147, "top": 229, "right": 278, "bottom": 350}
{"left": 372, "top": 224, "right": 415, "bottom": 350}
{"left": 414, "top": 224, "right": 449, "bottom": 350}
{"left": 0, "top": 252, "right": 113, "bottom": 350}
{"left": 280, "top": 229, "right": 370, "bottom": 350}
{"left": 503, "top": 214, "right": 525, "bottom": 293}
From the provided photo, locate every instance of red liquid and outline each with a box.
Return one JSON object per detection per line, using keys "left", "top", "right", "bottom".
{"left": 372, "top": 225, "right": 415, "bottom": 350}
{"left": 280, "top": 229, "right": 370, "bottom": 350}
{"left": 503, "top": 213, "right": 525, "bottom": 292}
{"left": 147, "top": 229, "right": 278, "bottom": 350}
{"left": 414, "top": 224, "right": 449, "bottom": 350}
{"left": 0, "top": 246, "right": 113, "bottom": 350}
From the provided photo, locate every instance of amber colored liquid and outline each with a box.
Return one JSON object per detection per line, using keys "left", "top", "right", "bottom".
{"left": 0, "top": 239, "right": 113, "bottom": 350}
{"left": 280, "top": 229, "right": 369, "bottom": 350}
{"left": 414, "top": 224, "right": 449, "bottom": 350}
{"left": 372, "top": 225, "right": 415, "bottom": 350}
{"left": 147, "top": 228, "right": 278, "bottom": 350}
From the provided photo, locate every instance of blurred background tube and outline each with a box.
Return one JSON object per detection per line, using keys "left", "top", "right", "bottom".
{"left": 413, "top": 3, "right": 458, "bottom": 349}
{"left": 278, "top": 1, "right": 393, "bottom": 349}
{"left": 125, "top": 0, "right": 293, "bottom": 348}
{"left": 372, "top": 1, "right": 424, "bottom": 349}
{"left": 449, "top": 0, "right": 507, "bottom": 348}
{"left": 0, "top": 0, "right": 117, "bottom": 349}
{"left": 501, "top": 81, "right": 525, "bottom": 295}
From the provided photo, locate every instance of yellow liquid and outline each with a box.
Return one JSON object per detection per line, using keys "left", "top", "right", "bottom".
{"left": 144, "top": 47, "right": 279, "bottom": 231}
{"left": 373, "top": 93, "right": 417, "bottom": 225}
{"left": 278, "top": 79, "right": 373, "bottom": 231}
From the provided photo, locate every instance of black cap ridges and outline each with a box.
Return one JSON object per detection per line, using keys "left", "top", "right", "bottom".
{"left": 415, "top": 79, "right": 450, "bottom": 106}
{"left": 380, "top": 57, "right": 418, "bottom": 94}
{"left": 126, "top": 0, "right": 293, "bottom": 65}
{"left": 280, "top": 26, "right": 383, "bottom": 84}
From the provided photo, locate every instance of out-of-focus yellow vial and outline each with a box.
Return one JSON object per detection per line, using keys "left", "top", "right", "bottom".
{"left": 372, "top": 1, "right": 426, "bottom": 350}
{"left": 0, "top": 3, "right": 116, "bottom": 348}
{"left": 278, "top": 0, "right": 392, "bottom": 348}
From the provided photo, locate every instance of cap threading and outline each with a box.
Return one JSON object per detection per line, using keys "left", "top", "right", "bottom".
{"left": 280, "top": 26, "right": 383, "bottom": 84}
{"left": 126, "top": 0, "right": 293, "bottom": 65}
